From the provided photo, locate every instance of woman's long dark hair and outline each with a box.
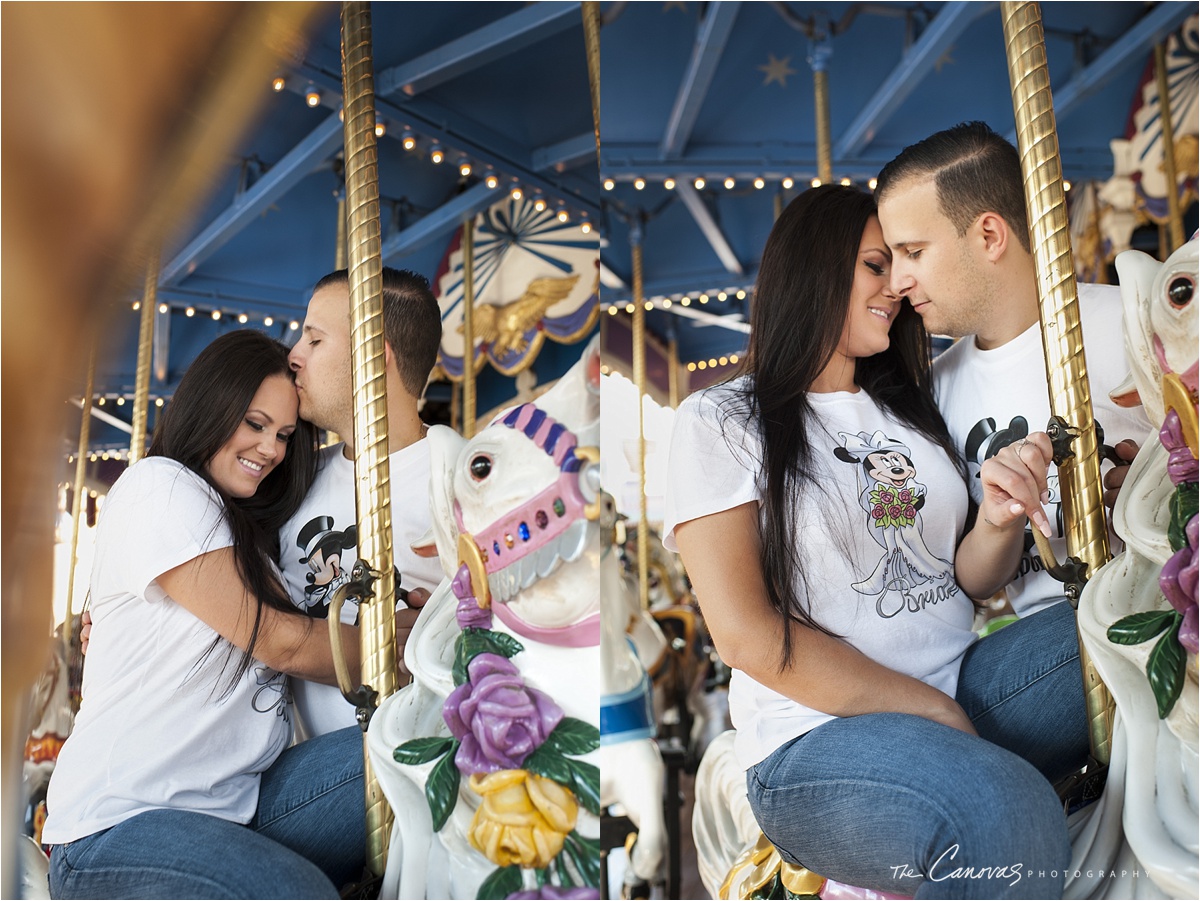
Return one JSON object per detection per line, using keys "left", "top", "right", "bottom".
{"left": 731, "top": 185, "right": 960, "bottom": 670}
{"left": 148, "top": 329, "right": 318, "bottom": 683}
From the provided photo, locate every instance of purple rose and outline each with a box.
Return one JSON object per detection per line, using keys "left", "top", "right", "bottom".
{"left": 1161, "top": 411, "right": 1200, "bottom": 486}
{"left": 452, "top": 563, "right": 493, "bottom": 630}
{"left": 888, "top": 504, "right": 903, "bottom": 519}
{"left": 898, "top": 489, "right": 913, "bottom": 504}
{"left": 872, "top": 504, "right": 885, "bottom": 519}
{"left": 878, "top": 489, "right": 895, "bottom": 505}
{"left": 1161, "top": 515, "right": 1198, "bottom": 655}
{"left": 903, "top": 504, "right": 916, "bottom": 519}
{"left": 444, "top": 653, "right": 563, "bottom": 773}
{"left": 507, "top": 888, "right": 600, "bottom": 900}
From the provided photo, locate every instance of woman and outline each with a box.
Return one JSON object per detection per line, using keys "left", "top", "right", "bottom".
{"left": 664, "top": 187, "right": 1088, "bottom": 899}
{"left": 44, "top": 330, "right": 366, "bottom": 899}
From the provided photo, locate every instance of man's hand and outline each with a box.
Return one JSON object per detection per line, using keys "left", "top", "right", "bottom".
{"left": 1103, "top": 439, "right": 1139, "bottom": 510}
{"left": 80, "top": 609, "right": 93, "bottom": 655}
{"left": 978, "top": 431, "right": 1055, "bottom": 538}
{"left": 396, "top": 587, "right": 431, "bottom": 677}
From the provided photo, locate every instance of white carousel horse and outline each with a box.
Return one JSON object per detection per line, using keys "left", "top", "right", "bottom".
{"left": 1070, "top": 235, "right": 1198, "bottom": 899}
{"left": 692, "top": 243, "right": 1200, "bottom": 900}
{"left": 367, "top": 338, "right": 602, "bottom": 900}
{"left": 600, "top": 547, "right": 667, "bottom": 895}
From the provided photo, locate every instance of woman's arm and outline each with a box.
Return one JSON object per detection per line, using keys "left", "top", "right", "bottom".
{"left": 157, "top": 547, "right": 359, "bottom": 686}
{"left": 675, "top": 502, "right": 976, "bottom": 734}
{"left": 955, "top": 432, "right": 1054, "bottom": 600}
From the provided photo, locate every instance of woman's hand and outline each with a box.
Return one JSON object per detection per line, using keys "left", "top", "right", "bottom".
{"left": 978, "top": 432, "right": 1054, "bottom": 538}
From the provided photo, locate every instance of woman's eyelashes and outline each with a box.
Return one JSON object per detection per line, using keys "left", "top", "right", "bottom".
{"left": 864, "top": 260, "right": 889, "bottom": 277}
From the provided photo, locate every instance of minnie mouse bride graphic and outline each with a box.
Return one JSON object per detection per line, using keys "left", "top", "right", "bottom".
{"left": 834, "top": 430, "right": 955, "bottom": 607}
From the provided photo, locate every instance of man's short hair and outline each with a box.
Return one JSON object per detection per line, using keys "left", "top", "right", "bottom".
{"left": 876, "top": 121, "right": 1031, "bottom": 253}
{"left": 312, "top": 267, "right": 443, "bottom": 397}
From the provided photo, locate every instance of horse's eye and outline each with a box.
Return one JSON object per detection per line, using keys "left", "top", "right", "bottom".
{"left": 469, "top": 455, "right": 492, "bottom": 481}
{"left": 1168, "top": 276, "right": 1194, "bottom": 310}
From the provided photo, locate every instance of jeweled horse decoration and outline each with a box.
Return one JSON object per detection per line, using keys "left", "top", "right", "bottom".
{"left": 600, "top": 544, "right": 667, "bottom": 896}
{"left": 367, "top": 339, "right": 602, "bottom": 900}
{"left": 1071, "top": 235, "right": 1198, "bottom": 899}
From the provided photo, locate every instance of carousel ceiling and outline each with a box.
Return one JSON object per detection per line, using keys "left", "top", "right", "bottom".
{"left": 74, "top": 0, "right": 1196, "bottom": 457}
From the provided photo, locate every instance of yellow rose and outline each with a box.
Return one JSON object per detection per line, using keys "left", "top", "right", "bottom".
{"left": 467, "top": 769, "right": 579, "bottom": 869}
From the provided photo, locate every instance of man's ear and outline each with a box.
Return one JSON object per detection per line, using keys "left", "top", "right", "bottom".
{"left": 383, "top": 340, "right": 395, "bottom": 369}
{"left": 976, "top": 212, "right": 1010, "bottom": 261}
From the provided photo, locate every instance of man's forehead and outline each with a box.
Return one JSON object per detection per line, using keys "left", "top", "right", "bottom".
{"left": 305, "top": 283, "right": 351, "bottom": 329}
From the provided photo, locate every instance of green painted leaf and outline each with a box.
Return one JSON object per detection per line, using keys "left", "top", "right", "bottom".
{"left": 393, "top": 736, "right": 454, "bottom": 765}
{"left": 545, "top": 717, "right": 601, "bottom": 756}
{"left": 562, "top": 831, "right": 600, "bottom": 886}
{"left": 476, "top": 865, "right": 522, "bottom": 900}
{"left": 1107, "top": 610, "right": 1176, "bottom": 645}
{"left": 426, "top": 745, "right": 461, "bottom": 832}
{"left": 452, "top": 629, "right": 527, "bottom": 685}
{"left": 1147, "top": 620, "right": 1186, "bottom": 719}
{"left": 523, "top": 744, "right": 573, "bottom": 785}
{"left": 1168, "top": 483, "right": 1198, "bottom": 552}
{"left": 565, "top": 757, "right": 601, "bottom": 817}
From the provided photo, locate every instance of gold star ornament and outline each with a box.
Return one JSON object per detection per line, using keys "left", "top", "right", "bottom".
{"left": 758, "top": 53, "right": 797, "bottom": 88}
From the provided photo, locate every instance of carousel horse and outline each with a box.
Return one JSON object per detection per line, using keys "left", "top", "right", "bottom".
{"left": 692, "top": 242, "right": 1200, "bottom": 900}
{"left": 600, "top": 541, "right": 667, "bottom": 896}
{"left": 1070, "top": 234, "right": 1198, "bottom": 899}
{"left": 367, "top": 339, "right": 602, "bottom": 900}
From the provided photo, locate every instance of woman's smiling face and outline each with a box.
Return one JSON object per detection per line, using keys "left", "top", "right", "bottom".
{"left": 836, "top": 215, "right": 899, "bottom": 361}
{"left": 205, "top": 373, "right": 298, "bottom": 498}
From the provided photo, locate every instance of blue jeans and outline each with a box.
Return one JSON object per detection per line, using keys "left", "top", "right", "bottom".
{"left": 49, "top": 725, "right": 366, "bottom": 899}
{"left": 747, "top": 601, "right": 1089, "bottom": 899}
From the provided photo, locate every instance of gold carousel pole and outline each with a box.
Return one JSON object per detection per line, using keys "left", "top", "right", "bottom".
{"left": 668, "top": 336, "right": 680, "bottom": 409}
{"left": 1154, "top": 42, "right": 1184, "bottom": 253}
{"left": 582, "top": 0, "right": 601, "bottom": 166}
{"left": 808, "top": 36, "right": 833, "bottom": 186}
{"left": 129, "top": 253, "right": 158, "bottom": 464}
{"left": 341, "top": 0, "right": 397, "bottom": 875}
{"left": 462, "top": 217, "right": 477, "bottom": 439}
{"left": 64, "top": 345, "right": 96, "bottom": 658}
{"left": 631, "top": 222, "right": 650, "bottom": 610}
{"left": 327, "top": 192, "right": 347, "bottom": 447}
{"left": 1001, "top": 0, "right": 1114, "bottom": 765}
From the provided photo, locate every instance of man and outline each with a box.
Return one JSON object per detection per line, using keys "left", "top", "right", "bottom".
{"left": 875, "top": 121, "right": 1150, "bottom": 617}
{"left": 281, "top": 267, "right": 446, "bottom": 737}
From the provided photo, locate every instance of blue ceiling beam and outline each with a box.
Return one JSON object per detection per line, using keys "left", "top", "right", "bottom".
{"left": 533, "top": 132, "right": 597, "bottom": 172}
{"left": 381, "top": 180, "right": 500, "bottom": 260}
{"left": 672, "top": 181, "right": 744, "bottom": 275}
{"left": 835, "top": 2, "right": 986, "bottom": 160}
{"left": 1017, "top": 1, "right": 1195, "bottom": 136}
{"left": 377, "top": 2, "right": 581, "bottom": 98}
{"left": 159, "top": 114, "right": 343, "bottom": 287}
{"left": 659, "top": 1, "right": 742, "bottom": 160}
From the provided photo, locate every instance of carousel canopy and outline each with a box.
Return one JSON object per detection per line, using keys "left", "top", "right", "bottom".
{"left": 74, "top": 1, "right": 1196, "bottom": 456}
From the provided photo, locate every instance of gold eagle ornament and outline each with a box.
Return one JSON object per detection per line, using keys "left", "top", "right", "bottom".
{"left": 461, "top": 273, "right": 581, "bottom": 358}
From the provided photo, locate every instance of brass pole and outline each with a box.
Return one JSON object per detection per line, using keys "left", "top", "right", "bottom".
{"left": 1155, "top": 42, "right": 1184, "bottom": 254}
{"left": 341, "top": 0, "right": 397, "bottom": 875}
{"left": 809, "top": 40, "right": 833, "bottom": 186}
{"left": 462, "top": 217, "right": 477, "bottom": 439}
{"left": 668, "top": 337, "right": 680, "bottom": 409}
{"left": 1001, "top": 0, "right": 1113, "bottom": 765}
{"left": 65, "top": 345, "right": 96, "bottom": 656}
{"left": 582, "top": 1, "right": 601, "bottom": 168}
{"left": 631, "top": 224, "right": 649, "bottom": 610}
{"left": 774, "top": 191, "right": 784, "bottom": 223}
{"left": 129, "top": 254, "right": 158, "bottom": 464}
{"left": 327, "top": 193, "right": 346, "bottom": 447}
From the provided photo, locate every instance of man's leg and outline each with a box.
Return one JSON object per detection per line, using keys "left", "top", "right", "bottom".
{"left": 956, "top": 601, "right": 1090, "bottom": 784}
{"left": 746, "top": 713, "right": 1071, "bottom": 899}
{"left": 49, "top": 809, "right": 338, "bottom": 899}
{"left": 250, "top": 724, "right": 366, "bottom": 889}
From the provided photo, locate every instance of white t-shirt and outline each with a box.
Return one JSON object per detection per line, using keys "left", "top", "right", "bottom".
{"left": 663, "top": 381, "right": 976, "bottom": 769}
{"left": 279, "top": 439, "right": 444, "bottom": 737}
{"left": 933, "top": 283, "right": 1153, "bottom": 617}
{"left": 43, "top": 458, "right": 292, "bottom": 845}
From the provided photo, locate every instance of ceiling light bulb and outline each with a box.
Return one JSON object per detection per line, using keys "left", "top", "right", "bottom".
{"left": 132, "top": 301, "right": 141, "bottom": 311}
{"left": 730, "top": 353, "right": 739, "bottom": 364}
{"left": 305, "top": 89, "right": 321, "bottom": 107}
{"left": 782, "top": 177, "right": 794, "bottom": 189}
{"left": 664, "top": 178, "right": 676, "bottom": 190}
{"left": 403, "top": 133, "right": 416, "bottom": 151}
{"left": 580, "top": 221, "right": 592, "bottom": 234}
{"left": 868, "top": 177, "right": 878, "bottom": 190}
{"left": 694, "top": 177, "right": 705, "bottom": 189}
{"left": 485, "top": 175, "right": 499, "bottom": 189}
{"left": 116, "top": 396, "right": 125, "bottom": 406}
{"left": 430, "top": 146, "right": 444, "bottom": 164}
{"left": 687, "top": 362, "right": 696, "bottom": 372}
{"left": 719, "top": 356, "right": 729, "bottom": 366}
{"left": 718, "top": 291, "right": 727, "bottom": 301}
{"left": 237, "top": 313, "right": 249, "bottom": 324}
{"left": 697, "top": 360, "right": 707, "bottom": 370}
{"left": 272, "top": 76, "right": 286, "bottom": 92}
{"left": 625, "top": 303, "right": 635, "bottom": 314}
{"left": 680, "top": 296, "right": 691, "bottom": 306}
{"left": 603, "top": 178, "right": 615, "bottom": 191}
{"left": 644, "top": 301, "right": 654, "bottom": 311}
{"left": 724, "top": 177, "right": 735, "bottom": 190}
{"left": 709, "top": 358, "right": 718, "bottom": 367}
{"left": 289, "top": 320, "right": 300, "bottom": 330}
{"left": 459, "top": 159, "right": 472, "bottom": 177}
{"left": 840, "top": 177, "right": 852, "bottom": 186}
{"left": 811, "top": 178, "right": 822, "bottom": 188}
{"left": 634, "top": 178, "right": 645, "bottom": 191}
{"left": 534, "top": 197, "right": 546, "bottom": 211}
{"left": 211, "top": 310, "right": 221, "bottom": 320}
{"left": 263, "top": 316, "right": 274, "bottom": 327}
{"left": 97, "top": 397, "right": 106, "bottom": 406}
{"left": 185, "top": 307, "right": 195, "bottom": 317}
{"left": 158, "top": 303, "right": 169, "bottom": 314}
{"left": 374, "top": 122, "right": 386, "bottom": 138}
{"left": 663, "top": 298, "right": 673, "bottom": 308}
{"left": 754, "top": 177, "right": 765, "bottom": 189}
{"left": 511, "top": 187, "right": 523, "bottom": 201}
{"left": 1063, "top": 180, "right": 1072, "bottom": 192}
{"left": 608, "top": 305, "right": 618, "bottom": 315}
{"left": 155, "top": 397, "right": 164, "bottom": 407}
{"left": 699, "top": 293, "right": 709, "bottom": 304}
{"left": 556, "top": 208, "right": 569, "bottom": 222}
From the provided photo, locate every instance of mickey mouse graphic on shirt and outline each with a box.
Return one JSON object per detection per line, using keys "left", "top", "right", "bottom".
{"left": 296, "top": 515, "right": 358, "bottom": 619}
{"left": 835, "top": 430, "right": 956, "bottom": 616}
